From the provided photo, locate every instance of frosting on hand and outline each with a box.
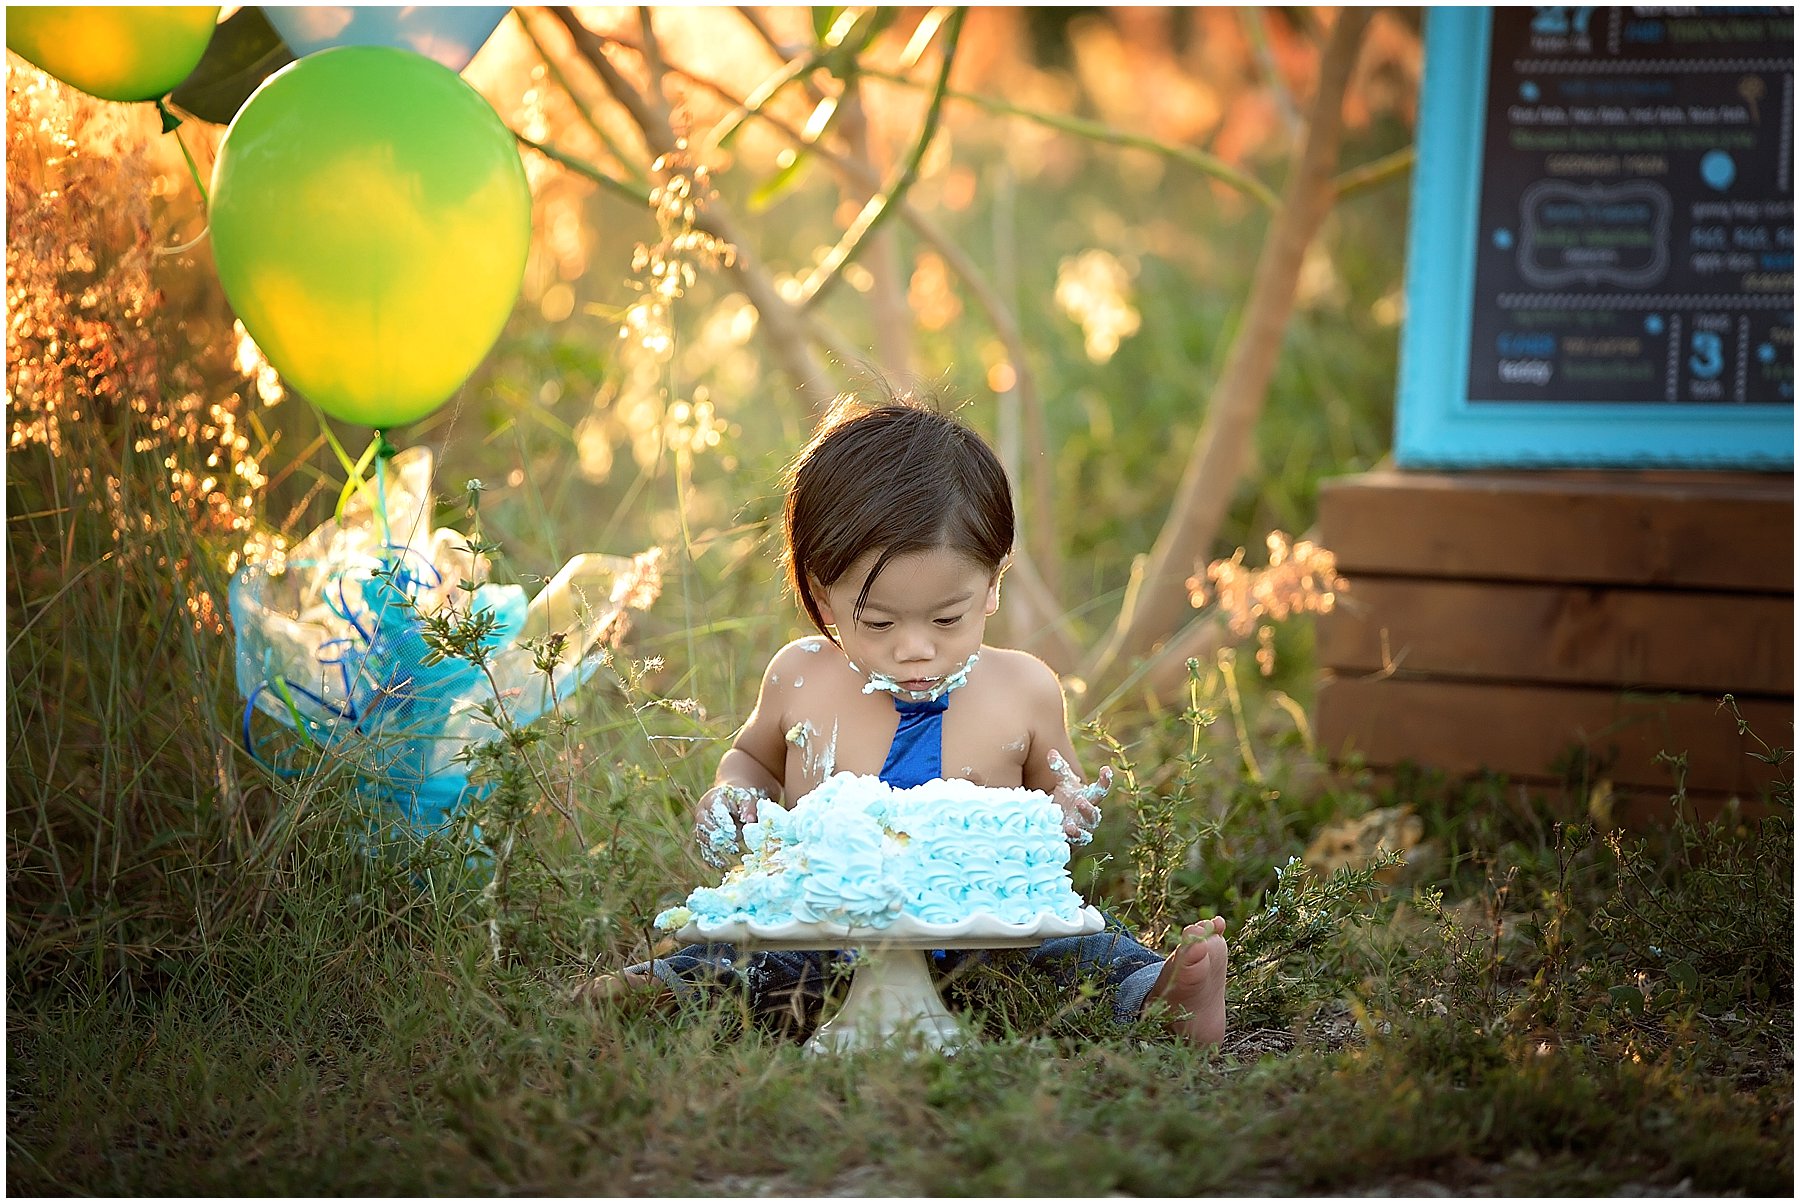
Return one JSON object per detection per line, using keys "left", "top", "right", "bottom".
{"left": 1047, "top": 749, "right": 1110, "bottom": 845}
{"left": 694, "top": 784, "right": 768, "bottom": 869}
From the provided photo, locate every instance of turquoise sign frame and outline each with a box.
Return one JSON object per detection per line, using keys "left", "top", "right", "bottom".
{"left": 1394, "top": 7, "right": 1794, "bottom": 469}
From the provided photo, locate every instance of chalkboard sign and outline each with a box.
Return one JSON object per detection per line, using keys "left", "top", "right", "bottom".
{"left": 1395, "top": 6, "right": 1793, "bottom": 468}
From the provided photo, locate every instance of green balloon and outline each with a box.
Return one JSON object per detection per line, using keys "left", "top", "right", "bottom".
{"left": 208, "top": 45, "right": 531, "bottom": 429}
{"left": 6, "top": 6, "right": 219, "bottom": 103}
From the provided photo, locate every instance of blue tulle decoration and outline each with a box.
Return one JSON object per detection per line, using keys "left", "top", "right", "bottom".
{"left": 229, "top": 446, "right": 662, "bottom": 845}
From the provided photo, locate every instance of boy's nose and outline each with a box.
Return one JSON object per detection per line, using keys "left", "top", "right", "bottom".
{"left": 895, "top": 632, "right": 934, "bottom": 662}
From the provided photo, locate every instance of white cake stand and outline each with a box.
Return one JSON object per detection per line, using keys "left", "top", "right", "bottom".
{"left": 676, "top": 907, "right": 1106, "bottom": 1056}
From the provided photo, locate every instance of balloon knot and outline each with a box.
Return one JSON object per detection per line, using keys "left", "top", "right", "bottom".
{"left": 157, "top": 98, "right": 182, "bottom": 135}
{"left": 376, "top": 432, "right": 400, "bottom": 460}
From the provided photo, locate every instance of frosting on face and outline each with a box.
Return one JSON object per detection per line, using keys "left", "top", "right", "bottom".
{"left": 856, "top": 650, "right": 981, "bottom": 703}
{"left": 657, "top": 771, "right": 1084, "bottom": 930}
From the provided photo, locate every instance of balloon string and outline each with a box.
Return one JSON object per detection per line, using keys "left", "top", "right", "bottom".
{"left": 153, "top": 226, "right": 211, "bottom": 257}
{"left": 241, "top": 677, "right": 356, "bottom": 776}
{"left": 375, "top": 436, "right": 392, "bottom": 548}
{"left": 331, "top": 432, "right": 384, "bottom": 521}
{"left": 158, "top": 99, "right": 210, "bottom": 208}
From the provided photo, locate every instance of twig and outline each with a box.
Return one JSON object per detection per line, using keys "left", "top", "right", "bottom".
{"left": 732, "top": 5, "right": 801, "bottom": 60}
{"left": 1083, "top": 7, "right": 1374, "bottom": 698}
{"left": 835, "top": 73, "right": 912, "bottom": 374}
{"left": 703, "top": 49, "right": 827, "bottom": 156}
{"left": 514, "top": 5, "right": 649, "bottom": 185}
{"left": 593, "top": 27, "right": 1071, "bottom": 642}
{"left": 859, "top": 66, "right": 1280, "bottom": 210}
{"left": 1332, "top": 145, "right": 1415, "bottom": 201}
{"left": 545, "top": 5, "right": 839, "bottom": 410}
{"left": 511, "top": 132, "right": 649, "bottom": 206}
{"left": 1239, "top": 8, "right": 1304, "bottom": 140}
{"left": 794, "top": 6, "right": 968, "bottom": 312}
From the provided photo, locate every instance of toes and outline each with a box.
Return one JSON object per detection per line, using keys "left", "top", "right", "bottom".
{"left": 573, "top": 970, "right": 659, "bottom": 1004}
{"left": 1184, "top": 916, "right": 1226, "bottom": 942}
{"left": 1181, "top": 918, "right": 1225, "bottom": 945}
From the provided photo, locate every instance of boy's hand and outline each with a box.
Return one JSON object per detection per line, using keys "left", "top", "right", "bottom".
{"left": 1047, "top": 751, "right": 1111, "bottom": 845}
{"left": 694, "top": 784, "right": 767, "bottom": 868}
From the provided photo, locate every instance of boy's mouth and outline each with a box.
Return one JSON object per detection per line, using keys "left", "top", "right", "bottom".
{"left": 858, "top": 653, "right": 982, "bottom": 703}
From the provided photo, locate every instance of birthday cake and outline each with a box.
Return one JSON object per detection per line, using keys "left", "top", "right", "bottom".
{"left": 655, "top": 772, "right": 1086, "bottom": 932}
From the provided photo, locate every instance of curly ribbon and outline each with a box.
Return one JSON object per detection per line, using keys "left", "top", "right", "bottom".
{"left": 232, "top": 446, "right": 661, "bottom": 844}
{"left": 238, "top": 556, "right": 527, "bottom": 835}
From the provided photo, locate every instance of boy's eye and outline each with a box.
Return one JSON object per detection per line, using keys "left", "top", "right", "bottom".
{"left": 862, "top": 620, "right": 894, "bottom": 632}
{"left": 933, "top": 616, "right": 962, "bottom": 627}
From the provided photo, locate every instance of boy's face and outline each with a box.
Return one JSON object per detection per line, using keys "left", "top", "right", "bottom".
{"left": 814, "top": 546, "right": 999, "bottom": 697}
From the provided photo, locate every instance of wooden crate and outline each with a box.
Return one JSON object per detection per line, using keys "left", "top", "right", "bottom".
{"left": 1315, "top": 468, "right": 1793, "bottom": 822}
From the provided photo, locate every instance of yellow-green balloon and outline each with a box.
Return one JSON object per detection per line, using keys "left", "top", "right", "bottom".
{"left": 207, "top": 45, "right": 531, "bottom": 429}
{"left": 5, "top": 5, "right": 219, "bottom": 102}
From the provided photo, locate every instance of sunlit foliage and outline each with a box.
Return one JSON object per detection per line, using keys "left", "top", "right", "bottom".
{"left": 5, "top": 63, "right": 269, "bottom": 566}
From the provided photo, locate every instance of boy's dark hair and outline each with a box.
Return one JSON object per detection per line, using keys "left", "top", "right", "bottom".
{"left": 783, "top": 392, "right": 1014, "bottom": 638}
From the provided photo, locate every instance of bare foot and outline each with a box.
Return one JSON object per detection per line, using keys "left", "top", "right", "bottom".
{"left": 571, "top": 969, "right": 670, "bottom": 1009}
{"left": 1143, "top": 917, "right": 1228, "bottom": 1047}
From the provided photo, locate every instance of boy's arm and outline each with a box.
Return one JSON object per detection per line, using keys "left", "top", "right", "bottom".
{"left": 715, "top": 645, "right": 800, "bottom": 805}
{"left": 1016, "top": 654, "right": 1111, "bottom": 843}
{"left": 692, "top": 647, "right": 795, "bottom": 865}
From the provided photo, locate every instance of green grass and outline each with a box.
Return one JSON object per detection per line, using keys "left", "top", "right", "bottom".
{"left": 9, "top": 848, "right": 1790, "bottom": 1196}
{"left": 9, "top": 537, "right": 1791, "bottom": 1195}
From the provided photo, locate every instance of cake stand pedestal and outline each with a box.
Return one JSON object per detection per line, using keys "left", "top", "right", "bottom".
{"left": 676, "top": 907, "right": 1105, "bottom": 1056}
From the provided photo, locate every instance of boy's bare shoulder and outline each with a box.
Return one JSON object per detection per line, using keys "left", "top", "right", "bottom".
{"left": 976, "top": 645, "right": 1065, "bottom": 701}
{"left": 766, "top": 635, "right": 845, "bottom": 681}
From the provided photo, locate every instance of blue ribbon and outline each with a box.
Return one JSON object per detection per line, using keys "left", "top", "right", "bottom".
{"left": 235, "top": 544, "right": 529, "bottom": 842}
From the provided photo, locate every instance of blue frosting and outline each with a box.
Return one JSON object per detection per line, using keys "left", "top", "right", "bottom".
{"left": 657, "top": 773, "right": 1083, "bottom": 930}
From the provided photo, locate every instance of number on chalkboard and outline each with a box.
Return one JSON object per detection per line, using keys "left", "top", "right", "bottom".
{"left": 1530, "top": 6, "right": 1595, "bottom": 36}
{"left": 1689, "top": 331, "right": 1724, "bottom": 381}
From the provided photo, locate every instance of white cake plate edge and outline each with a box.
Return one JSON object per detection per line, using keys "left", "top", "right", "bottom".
{"left": 674, "top": 904, "right": 1105, "bottom": 950}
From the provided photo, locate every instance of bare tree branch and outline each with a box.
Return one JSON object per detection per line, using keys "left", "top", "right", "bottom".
{"left": 835, "top": 75, "right": 912, "bottom": 375}
{"left": 1082, "top": 7, "right": 1375, "bottom": 700}
{"left": 546, "top": 6, "right": 840, "bottom": 411}
{"left": 860, "top": 65, "right": 1280, "bottom": 209}
{"left": 515, "top": 6, "right": 648, "bottom": 186}
{"left": 1240, "top": 7, "right": 1304, "bottom": 141}
{"left": 794, "top": 6, "right": 967, "bottom": 312}
{"left": 733, "top": 5, "right": 803, "bottom": 61}
{"left": 1332, "top": 145, "right": 1415, "bottom": 202}
{"left": 510, "top": 132, "right": 648, "bottom": 206}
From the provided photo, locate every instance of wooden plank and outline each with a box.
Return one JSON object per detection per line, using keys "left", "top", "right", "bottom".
{"left": 1316, "top": 674, "right": 1791, "bottom": 799}
{"left": 1603, "top": 785, "right": 1778, "bottom": 829}
{"left": 1318, "top": 577, "right": 1793, "bottom": 695}
{"left": 1317, "top": 467, "right": 1793, "bottom": 591}
{"left": 1342, "top": 767, "right": 1774, "bottom": 829}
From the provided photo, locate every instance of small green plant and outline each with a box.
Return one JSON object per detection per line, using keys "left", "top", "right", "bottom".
{"left": 1720, "top": 692, "right": 1794, "bottom": 809}
{"left": 1230, "top": 850, "right": 1401, "bottom": 1028}
{"left": 1084, "top": 658, "right": 1221, "bottom": 946}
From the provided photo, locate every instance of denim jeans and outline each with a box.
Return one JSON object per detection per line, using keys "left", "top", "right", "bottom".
{"left": 626, "top": 911, "right": 1166, "bottom": 1038}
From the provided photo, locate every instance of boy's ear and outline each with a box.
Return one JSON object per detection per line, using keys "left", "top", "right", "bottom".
{"left": 808, "top": 576, "right": 838, "bottom": 628}
{"left": 984, "top": 555, "right": 1011, "bottom": 616}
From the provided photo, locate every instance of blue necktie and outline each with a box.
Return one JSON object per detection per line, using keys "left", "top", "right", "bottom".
{"left": 879, "top": 694, "right": 950, "bottom": 788}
